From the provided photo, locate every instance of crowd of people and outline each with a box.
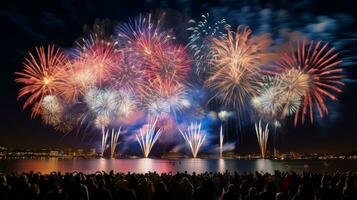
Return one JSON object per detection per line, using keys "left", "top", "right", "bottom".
{"left": 0, "top": 170, "right": 356, "bottom": 200}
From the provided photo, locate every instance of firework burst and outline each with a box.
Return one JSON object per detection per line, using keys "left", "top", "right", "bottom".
{"left": 51, "top": 113, "right": 77, "bottom": 133}
{"left": 179, "top": 122, "right": 206, "bottom": 158}
{"left": 75, "top": 41, "right": 117, "bottom": 87}
{"left": 115, "top": 90, "right": 137, "bottom": 118}
{"left": 272, "top": 40, "right": 344, "bottom": 124}
{"left": 187, "top": 13, "right": 230, "bottom": 75}
{"left": 206, "top": 26, "right": 272, "bottom": 111}
{"left": 107, "top": 51, "right": 145, "bottom": 93}
{"left": 140, "top": 80, "right": 187, "bottom": 116}
{"left": 136, "top": 117, "right": 162, "bottom": 158}
{"left": 117, "top": 15, "right": 189, "bottom": 84}
{"left": 41, "top": 95, "right": 64, "bottom": 126}
{"left": 60, "top": 59, "right": 97, "bottom": 102}
{"left": 15, "top": 45, "right": 69, "bottom": 117}
{"left": 116, "top": 14, "right": 172, "bottom": 55}
{"left": 84, "top": 88, "right": 121, "bottom": 128}
{"left": 146, "top": 44, "right": 190, "bottom": 83}
{"left": 252, "top": 74, "right": 304, "bottom": 122}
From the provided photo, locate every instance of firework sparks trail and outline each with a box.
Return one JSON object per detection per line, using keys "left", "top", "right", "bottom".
{"left": 272, "top": 40, "right": 344, "bottom": 125}
{"left": 136, "top": 117, "right": 162, "bottom": 158}
{"left": 109, "top": 127, "right": 121, "bottom": 158}
{"left": 179, "top": 122, "right": 206, "bottom": 158}
{"left": 206, "top": 26, "right": 272, "bottom": 112}
{"left": 219, "top": 124, "right": 223, "bottom": 159}
{"left": 254, "top": 120, "right": 269, "bottom": 159}
{"left": 101, "top": 126, "right": 110, "bottom": 157}
{"left": 15, "top": 45, "right": 69, "bottom": 117}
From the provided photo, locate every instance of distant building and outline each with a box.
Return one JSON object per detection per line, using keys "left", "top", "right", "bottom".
{"left": 49, "top": 150, "right": 59, "bottom": 157}
{"left": 161, "top": 151, "right": 187, "bottom": 159}
{"left": 87, "top": 148, "right": 97, "bottom": 157}
{"left": 74, "top": 149, "right": 85, "bottom": 157}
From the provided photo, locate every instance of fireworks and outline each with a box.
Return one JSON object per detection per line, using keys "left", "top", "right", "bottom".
{"left": 107, "top": 51, "right": 145, "bottom": 93}
{"left": 101, "top": 127, "right": 110, "bottom": 157}
{"left": 141, "top": 80, "right": 187, "bottom": 116}
{"left": 15, "top": 45, "right": 68, "bottom": 117}
{"left": 136, "top": 117, "right": 162, "bottom": 158}
{"left": 109, "top": 128, "right": 121, "bottom": 158}
{"left": 255, "top": 120, "right": 269, "bottom": 158}
{"left": 179, "top": 122, "right": 206, "bottom": 158}
{"left": 41, "top": 95, "right": 64, "bottom": 126}
{"left": 219, "top": 124, "right": 224, "bottom": 159}
{"left": 115, "top": 91, "right": 136, "bottom": 118}
{"left": 146, "top": 44, "right": 190, "bottom": 83}
{"left": 187, "top": 13, "right": 230, "bottom": 75}
{"left": 76, "top": 41, "right": 117, "bottom": 87}
{"left": 272, "top": 40, "right": 344, "bottom": 124}
{"left": 206, "top": 26, "right": 272, "bottom": 111}
{"left": 85, "top": 88, "right": 120, "bottom": 127}
{"left": 117, "top": 14, "right": 172, "bottom": 55}
{"left": 14, "top": 13, "right": 347, "bottom": 158}
{"left": 278, "top": 69, "right": 309, "bottom": 117}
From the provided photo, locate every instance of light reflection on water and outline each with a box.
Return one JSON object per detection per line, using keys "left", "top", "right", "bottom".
{"left": 0, "top": 159, "right": 356, "bottom": 174}
{"left": 218, "top": 159, "right": 226, "bottom": 173}
{"left": 255, "top": 159, "right": 273, "bottom": 172}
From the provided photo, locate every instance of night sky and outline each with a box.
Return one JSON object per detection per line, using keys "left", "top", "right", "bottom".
{"left": 1, "top": 0, "right": 357, "bottom": 154}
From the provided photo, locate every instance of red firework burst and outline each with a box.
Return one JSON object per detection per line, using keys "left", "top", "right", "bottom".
{"left": 117, "top": 14, "right": 172, "bottom": 58}
{"left": 146, "top": 44, "right": 190, "bottom": 83}
{"left": 15, "top": 45, "right": 69, "bottom": 117}
{"left": 272, "top": 40, "right": 344, "bottom": 125}
{"left": 75, "top": 40, "right": 117, "bottom": 87}
{"left": 106, "top": 51, "right": 146, "bottom": 93}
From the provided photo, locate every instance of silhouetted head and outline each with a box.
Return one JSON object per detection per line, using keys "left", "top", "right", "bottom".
{"left": 276, "top": 192, "right": 288, "bottom": 200}
{"left": 98, "top": 179, "right": 106, "bottom": 188}
{"left": 227, "top": 184, "right": 236, "bottom": 193}
{"left": 249, "top": 187, "right": 257, "bottom": 196}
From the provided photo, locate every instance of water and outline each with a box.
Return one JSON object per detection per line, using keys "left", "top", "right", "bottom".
{"left": 0, "top": 159, "right": 356, "bottom": 174}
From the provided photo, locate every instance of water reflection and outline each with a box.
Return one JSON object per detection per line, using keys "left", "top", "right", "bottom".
{"left": 218, "top": 159, "right": 226, "bottom": 173}
{"left": 255, "top": 159, "right": 273, "bottom": 173}
{"left": 137, "top": 158, "right": 154, "bottom": 173}
{"left": 98, "top": 158, "right": 108, "bottom": 172}
{"left": 1, "top": 159, "right": 356, "bottom": 174}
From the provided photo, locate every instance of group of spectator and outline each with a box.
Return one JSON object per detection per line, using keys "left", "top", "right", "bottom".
{"left": 0, "top": 170, "right": 356, "bottom": 200}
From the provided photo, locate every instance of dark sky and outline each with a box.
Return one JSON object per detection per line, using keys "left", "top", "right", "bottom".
{"left": 1, "top": 0, "right": 357, "bottom": 153}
